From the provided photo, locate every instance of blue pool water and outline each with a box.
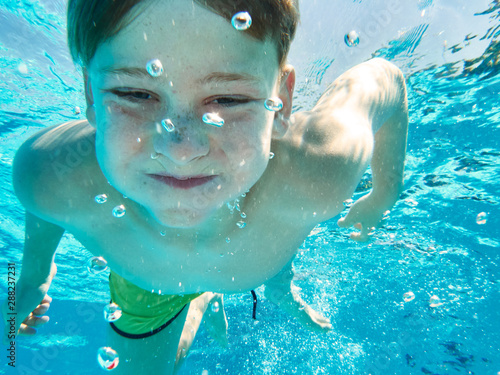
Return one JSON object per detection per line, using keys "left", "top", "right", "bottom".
{"left": 1, "top": 0, "right": 499, "bottom": 374}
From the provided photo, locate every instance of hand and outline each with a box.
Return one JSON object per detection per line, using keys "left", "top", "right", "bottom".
{"left": 265, "top": 281, "right": 332, "bottom": 333}
{"left": 2, "top": 291, "right": 52, "bottom": 345}
{"left": 17, "top": 294, "right": 52, "bottom": 336}
{"left": 337, "top": 192, "right": 390, "bottom": 242}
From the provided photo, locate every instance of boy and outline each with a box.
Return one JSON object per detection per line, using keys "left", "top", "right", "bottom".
{"left": 2, "top": 0, "right": 408, "bottom": 373}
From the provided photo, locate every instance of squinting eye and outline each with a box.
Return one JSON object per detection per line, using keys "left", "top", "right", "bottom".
{"left": 211, "top": 97, "right": 251, "bottom": 107}
{"left": 111, "top": 90, "right": 153, "bottom": 101}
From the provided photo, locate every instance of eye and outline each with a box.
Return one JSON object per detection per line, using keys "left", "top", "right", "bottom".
{"left": 209, "top": 96, "right": 252, "bottom": 107}
{"left": 109, "top": 89, "right": 155, "bottom": 102}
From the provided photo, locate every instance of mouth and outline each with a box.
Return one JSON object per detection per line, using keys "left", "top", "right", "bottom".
{"left": 148, "top": 173, "right": 217, "bottom": 190}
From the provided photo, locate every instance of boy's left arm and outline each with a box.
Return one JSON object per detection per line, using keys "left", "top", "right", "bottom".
{"left": 336, "top": 59, "right": 409, "bottom": 241}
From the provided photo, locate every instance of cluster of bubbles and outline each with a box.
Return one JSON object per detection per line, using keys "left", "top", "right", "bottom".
{"left": 403, "top": 292, "right": 444, "bottom": 307}
{"left": 344, "top": 30, "right": 360, "bottom": 47}
{"left": 231, "top": 12, "right": 252, "bottom": 31}
{"left": 94, "top": 194, "right": 127, "bottom": 218}
{"left": 86, "top": 255, "right": 124, "bottom": 370}
{"left": 227, "top": 197, "right": 248, "bottom": 231}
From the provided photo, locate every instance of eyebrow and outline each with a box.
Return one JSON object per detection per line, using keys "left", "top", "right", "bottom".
{"left": 198, "top": 72, "right": 262, "bottom": 85}
{"left": 100, "top": 66, "right": 152, "bottom": 78}
{"left": 99, "top": 66, "right": 263, "bottom": 85}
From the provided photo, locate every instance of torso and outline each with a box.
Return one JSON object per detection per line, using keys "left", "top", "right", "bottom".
{"left": 23, "top": 116, "right": 363, "bottom": 294}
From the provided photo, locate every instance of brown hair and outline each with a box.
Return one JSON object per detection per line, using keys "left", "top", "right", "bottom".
{"left": 67, "top": 0, "right": 299, "bottom": 68}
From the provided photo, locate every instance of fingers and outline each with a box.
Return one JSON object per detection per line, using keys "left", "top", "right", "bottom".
{"left": 32, "top": 302, "right": 50, "bottom": 316}
{"left": 22, "top": 313, "right": 50, "bottom": 328}
{"left": 338, "top": 216, "right": 375, "bottom": 242}
{"left": 349, "top": 224, "right": 374, "bottom": 242}
{"left": 302, "top": 305, "right": 332, "bottom": 333}
{"left": 41, "top": 295, "right": 52, "bottom": 305}
{"left": 17, "top": 323, "right": 38, "bottom": 336}
{"left": 336, "top": 217, "right": 351, "bottom": 228}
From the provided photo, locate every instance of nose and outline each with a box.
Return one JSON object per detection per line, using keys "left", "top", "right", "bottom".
{"left": 152, "top": 115, "right": 210, "bottom": 165}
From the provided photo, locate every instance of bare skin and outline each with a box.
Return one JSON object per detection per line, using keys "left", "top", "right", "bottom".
{"left": 1, "top": 1, "right": 408, "bottom": 373}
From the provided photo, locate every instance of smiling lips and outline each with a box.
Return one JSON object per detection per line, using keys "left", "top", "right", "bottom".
{"left": 149, "top": 173, "right": 216, "bottom": 189}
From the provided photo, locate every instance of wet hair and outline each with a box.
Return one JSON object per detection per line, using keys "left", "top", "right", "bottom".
{"left": 67, "top": 0, "right": 300, "bottom": 68}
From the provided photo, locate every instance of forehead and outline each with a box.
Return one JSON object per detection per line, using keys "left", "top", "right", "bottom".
{"left": 90, "top": 0, "right": 279, "bottom": 83}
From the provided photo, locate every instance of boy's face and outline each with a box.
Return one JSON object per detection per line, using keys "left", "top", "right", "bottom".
{"left": 85, "top": 0, "right": 294, "bottom": 228}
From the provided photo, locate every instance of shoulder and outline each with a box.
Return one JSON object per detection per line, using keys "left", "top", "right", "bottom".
{"left": 261, "top": 113, "right": 370, "bottom": 224}
{"left": 13, "top": 120, "right": 104, "bottom": 223}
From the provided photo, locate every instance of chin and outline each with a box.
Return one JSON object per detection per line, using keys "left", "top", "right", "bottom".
{"left": 150, "top": 206, "right": 214, "bottom": 229}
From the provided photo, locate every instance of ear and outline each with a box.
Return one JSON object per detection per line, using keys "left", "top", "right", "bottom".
{"left": 272, "top": 65, "right": 295, "bottom": 139}
{"left": 83, "top": 68, "right": 96, "bottom": 128}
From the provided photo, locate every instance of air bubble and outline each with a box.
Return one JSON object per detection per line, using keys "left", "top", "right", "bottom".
{"left": 211, "top": 301, "right": 220, "bottom": 313}
{"left": 231, "top": 12, "right": 252, "bottom": 31}
{"left": 146, "top": 59, "right": 164, "bottom": 77}
{"left": 264, "top": 97, "right": 283, "bottom": 112}
{"left": 104, "top": 303, "right": 122, "bottom": 322}
{"left": 87, "top": 256, "right": 108, "bottom": 274}
{"left": 236, "top": 221, "right": 246, "bottom": 229}
{"left": 476, "top": 212, "right": 488, "bottom": 225}
{"left": 151, "top": 153, "right": 160, "bottom": 160}
{"left": 269, "top": 152, "right": 275, "bottom": 160}
{"left": 429, "top": 295, "right": 443, "bottom": 307}
{"left": 18, "top": 62, "right": 28, "bottom": 74}
{"left": 240, "top": 212, "right": 247, "bottom": 219}
{"left": 74, "top": 106, "right": 81, "bottom": 115}
{"left": 225, "top": 237, "right": 231, "bottom": 243}
{"left": 403, "top": 291, "right": 415, "bottom": 302}
{"left": 161, "top": 119, "right": 175, "bottom": 132}
{"left": 97, "top": 346, "right": 119, "bottom": 371}
{"left": 343, "top": 199, "right": 354, "bottom": 207}
{"left": 202, "top": 113, "right": 224, "bottom": 127}
{"left": 95, "top": 194, "right": 108, "bottom": 204}
{"left": 160, "top": 230, "right": 167, "bottom": 236}
{"left": 112, "top": 205, "right": 126, "bottom": 218}
{"left": 344, "top": 30, "right": 360, "bottom": 47}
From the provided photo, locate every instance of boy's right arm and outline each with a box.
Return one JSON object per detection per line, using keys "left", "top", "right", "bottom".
{"left": 2, "top": 135, "right": 65, "bottom": 341}
{"left": 2, "top": 212, "right": 64, "bottom": 341}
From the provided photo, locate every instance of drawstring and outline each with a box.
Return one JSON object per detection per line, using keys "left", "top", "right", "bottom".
{"left": 251, "top": 290, "right": 257, "bottom": 319}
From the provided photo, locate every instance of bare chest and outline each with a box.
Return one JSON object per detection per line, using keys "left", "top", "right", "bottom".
{"left": 71, "top": 208, "right": 313, "bottom": 294}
